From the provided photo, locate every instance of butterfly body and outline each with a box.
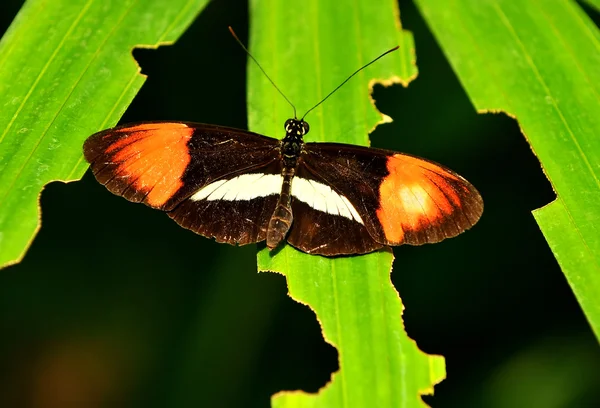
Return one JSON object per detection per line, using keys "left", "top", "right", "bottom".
{"left": 83, "top": 118, "right": 483, "bottom": 256}
{"left": 265, "top": 118, "right": 309, "bottom": 249}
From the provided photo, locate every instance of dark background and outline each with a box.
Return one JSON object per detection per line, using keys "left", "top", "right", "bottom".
{"left": 1, "top": 1, "right": 599, "bottom": 407}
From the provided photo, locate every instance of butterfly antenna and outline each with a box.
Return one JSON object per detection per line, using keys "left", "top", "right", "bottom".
{"left": 300, "top": 45, "right": 399, "bottom": 121}
{"left": 229, "top": 27, "right": 297, "bottom": 119}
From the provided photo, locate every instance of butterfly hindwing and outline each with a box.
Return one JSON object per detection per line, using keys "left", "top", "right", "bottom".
{"left": 298, "top": 142, "right": 483, "bottom": 251}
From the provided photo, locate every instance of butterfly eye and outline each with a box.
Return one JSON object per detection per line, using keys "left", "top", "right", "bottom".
{"left": 284, "top": 119, "right": 294, "bottom": 131}
{"left": 302, "top": 121, "right": 310, "bottom": 134}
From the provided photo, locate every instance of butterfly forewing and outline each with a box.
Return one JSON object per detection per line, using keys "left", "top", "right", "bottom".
{"left": 299, "top": 143, "right": 483, "bottom": 249}
{"left": 84, "top": 122, "right": 285, "bottom": 247}
{"left": 84, "top": 122, "right": 279, "bottom": 212}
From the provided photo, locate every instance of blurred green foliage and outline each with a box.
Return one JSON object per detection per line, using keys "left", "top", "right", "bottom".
{"left": 0, "top": 1, "right": 599, "bottom": 407}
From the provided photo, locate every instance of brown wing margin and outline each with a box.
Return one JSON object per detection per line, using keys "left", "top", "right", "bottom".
{"left": 83, "top": 122, "right": 280, "bottom": 211}
{"left": 301, "top": 142, "right": 483, "bottom": 248}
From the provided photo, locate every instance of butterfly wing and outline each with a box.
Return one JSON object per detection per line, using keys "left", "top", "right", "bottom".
{"left": 287, "top": 142, "right": 483, "bottom": 254}
{"left": 84, "top": 122, "right": 282, "bottom": 245}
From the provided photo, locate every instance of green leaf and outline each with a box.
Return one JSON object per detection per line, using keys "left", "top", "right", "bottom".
{"left": 0, "top": 0, "right": 209, "bottom": 267}
{"left": 414, "top": 0, "right": 600, "bottom": 340}
{"left": 249, "top": 1, "right": 444, "bottom": 407}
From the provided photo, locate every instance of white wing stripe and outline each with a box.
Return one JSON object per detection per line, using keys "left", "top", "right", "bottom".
{"left": 192, "top": 179, "right": 226, "bottom": 201}
{"left": 292, "top": 178, "right": 364, "bottom": 225}
{"left": 341, "top": 195, "right": 363, "bottom": 223}
{"left": 191, "top": 174, "right": 282, "bottom": 202}
{"left": 190, "top": 173, "right": 364, "bottom": 225}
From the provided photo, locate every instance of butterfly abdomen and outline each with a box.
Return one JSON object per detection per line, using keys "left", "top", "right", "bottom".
{"left": 266, "top": 167, "right": 295, "bottom": 249}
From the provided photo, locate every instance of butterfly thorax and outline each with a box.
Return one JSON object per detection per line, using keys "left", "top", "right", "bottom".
{"left": 280, "top": 118, "right": 308, "bottom": 167}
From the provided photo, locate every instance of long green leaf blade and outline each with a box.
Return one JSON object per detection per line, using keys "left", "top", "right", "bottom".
{"left": 0, "top": 0, "right": 209, "bottom": 267}
{"left": 414, "top": 0, "right": 600, "bottom": 339}
{"left": 249, "top": 1, "right": 445, "bottom": 406}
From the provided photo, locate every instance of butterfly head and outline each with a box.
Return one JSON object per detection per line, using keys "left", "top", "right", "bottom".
{"left": 285, "top": 118, "right": 310, "bottom": 137}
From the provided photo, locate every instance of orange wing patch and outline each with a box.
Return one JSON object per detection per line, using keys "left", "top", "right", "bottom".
{"left": 87, "top": 123, "right": 193, "bottom": 208}
{"left": 376, "top": 154, "right": 481, "bottom": 245}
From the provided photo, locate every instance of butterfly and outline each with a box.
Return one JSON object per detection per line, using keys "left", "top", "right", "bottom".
{"left": 83, "top": 117, "right": 482, "bottom": 256}
{"left": 83, "top": 37, "right": 483, "bottom": 257}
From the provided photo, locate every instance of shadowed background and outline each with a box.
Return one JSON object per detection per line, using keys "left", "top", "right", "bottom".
{"left": 1, "top": 0, "right": 599, "bottom": 407}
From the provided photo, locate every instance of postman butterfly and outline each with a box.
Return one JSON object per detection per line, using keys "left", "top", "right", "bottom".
{"left": 83, "top": 32, "right": 483, "bottom": 256}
